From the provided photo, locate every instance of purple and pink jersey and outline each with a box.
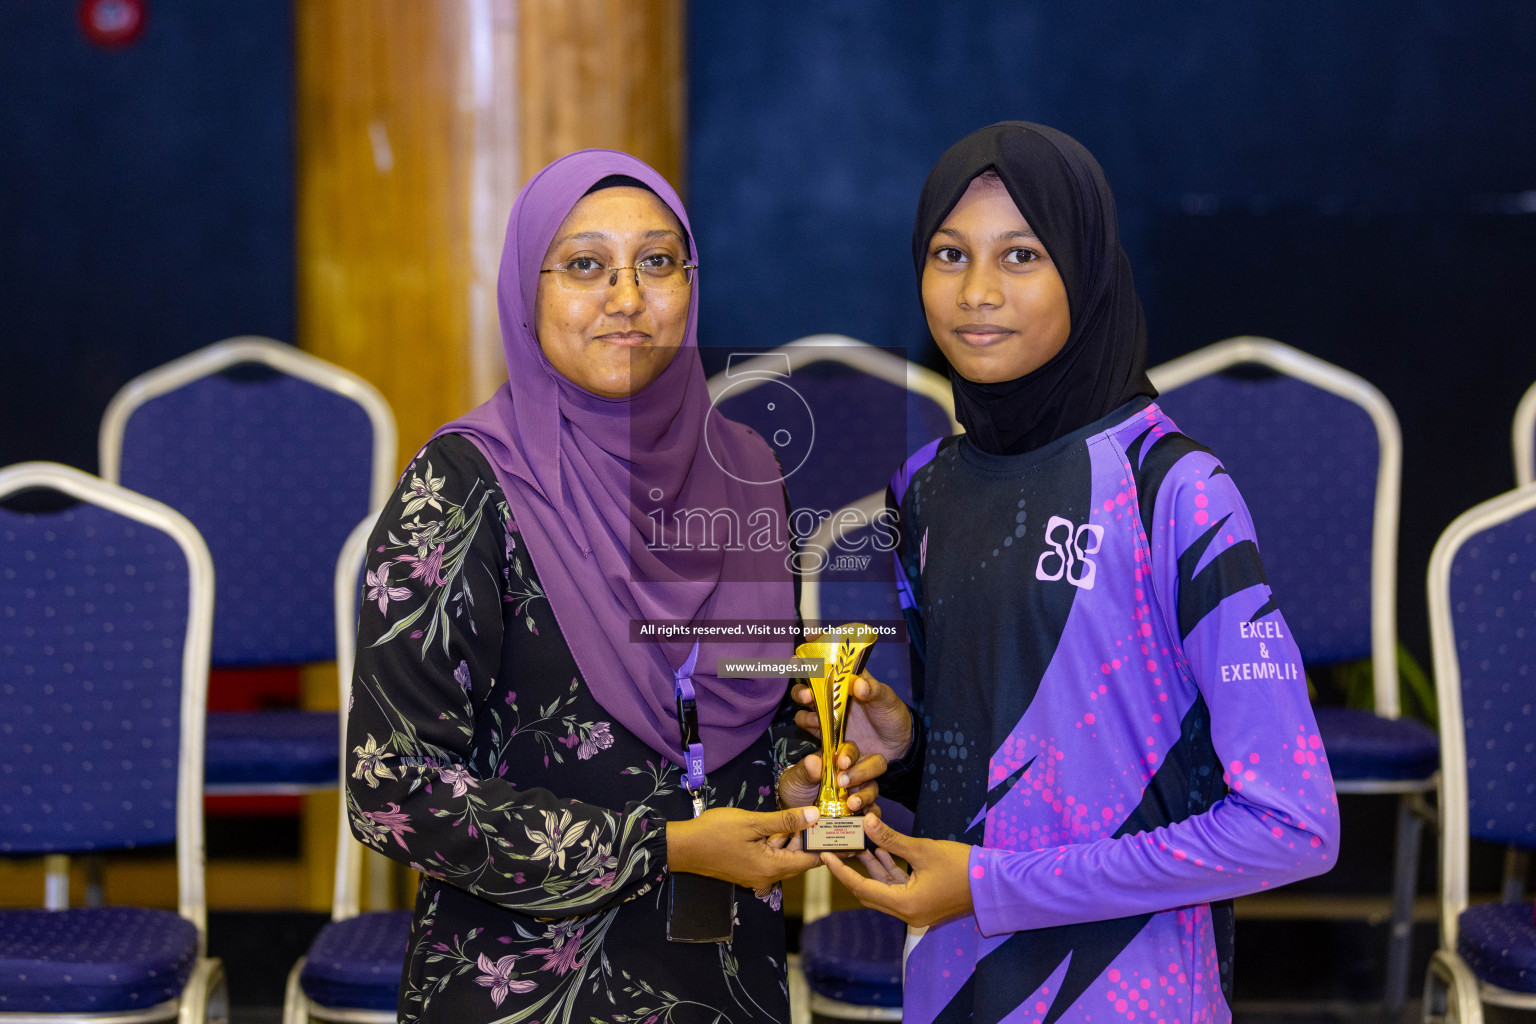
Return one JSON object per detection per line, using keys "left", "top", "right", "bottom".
{"left": 881, "top": 398, "right": 1339, "bottom": 1024}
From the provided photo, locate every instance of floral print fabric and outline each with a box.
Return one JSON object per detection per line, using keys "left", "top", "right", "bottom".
{"left": 347, "top": 434, "right": 808, "bottom": 1023}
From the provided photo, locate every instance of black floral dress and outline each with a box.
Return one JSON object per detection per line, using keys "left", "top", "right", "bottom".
{"left": 346, "top": 434, "right": 810, "bottom": 1023}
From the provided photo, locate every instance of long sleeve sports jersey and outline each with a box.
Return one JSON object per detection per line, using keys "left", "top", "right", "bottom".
{"left": 882, "top": 397, "right": 1339, "bottom": 1024}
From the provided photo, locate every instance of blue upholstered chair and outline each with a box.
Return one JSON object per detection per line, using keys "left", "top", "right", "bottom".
{"left": 1497, "top": 381, "right": 1536, "bottom": 898}
{"left": 796, "top": 519, "right": 922, "bottom": 1021}
{"left": 1422, "top": 484, "right": 1536, "bottom": 1022}
{"left": 99, "top": 337, "right": 396, "bottom": 794}
{"left": 1515, "top": 380, "right": 1536, "bottom": 489}
{"left": 797, "top": 517, "right": 919, "bottom": 1021}
{"left": 707, "top": 333, "right": 954, "bottom": 753}
{"left": 1150, "top": 336, "right": 1438, "bottom": 1009}
{"left": 0, "top": 462, "right": 226, "bottom": 1022}
{"left": 810, "top": 544, "right": 915, "bottom": 746}
{"left": 797, "top": 908, "right": 908, "bottom": 1018}
{"left": 708, "top": 338, "right": 956, "bottom": 1023}
{"left": 706, "top": 334, "right": 958, "bottom": 523}
{"left": 282, "top": 516, "right": 411, "bottom": 1024}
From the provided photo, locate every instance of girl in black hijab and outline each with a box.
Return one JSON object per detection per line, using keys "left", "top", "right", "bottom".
{"left": 913, "top": 121, "right": 1156, "bottom": 455}
{"left": 804, "top": 123, "right": 1337, "bottom": 1024}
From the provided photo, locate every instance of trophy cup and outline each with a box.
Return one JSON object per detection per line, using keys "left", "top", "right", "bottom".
{"left": 795, "top": 623, "right": 877, "bottom": 852}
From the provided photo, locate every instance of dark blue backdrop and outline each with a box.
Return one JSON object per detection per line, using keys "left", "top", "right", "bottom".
{"left": 3, "top": 2, "right": 1534, "bottom": 664}
{"left": 689, "top": 1, "right": 1536, "bottom": 662}
{"left": 0, "top": 2, "right": 292, "bottom": 472}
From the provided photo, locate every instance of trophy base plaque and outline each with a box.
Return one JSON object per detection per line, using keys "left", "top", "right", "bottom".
{"left": 805, "top": 815, "right": 866, "bottom": 852}
{"left": 796, "top": 623, "right": 878, "bottom": 855}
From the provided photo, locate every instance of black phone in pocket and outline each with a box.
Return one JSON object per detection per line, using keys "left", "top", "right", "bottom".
{"left": 666, "top": 871, "right": 735, "bottom": 943}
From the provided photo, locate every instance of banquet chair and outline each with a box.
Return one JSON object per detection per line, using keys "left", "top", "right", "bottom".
{"left": 99, "top": 337, "right": 397, "bottom": 795}
{"left": 1504, "top": 380, "right": 1536, "bottom": 896}
{"left": 708, "top": 337, "right": 953, "bottom": 1022}
{"left": 706, "top": 334, "right": 957, "bottom": 521}
{"left": 0, "top": 462, "right": 226, "bottom": 1022}
{"left": 1149, "top": 336, "right": 1438, "bottom": 1010}
{"left": 1514, "top": 379, "right": 1536, "bottom": 488}
{"left": 1422, "top": 484, "right": 1536, "bottom": 1022}
{"left": 790, "top": 513, "right": 916, "bottom": 1022}
{"left": 282, "top": 516, "right": 411, "bottom": 1024}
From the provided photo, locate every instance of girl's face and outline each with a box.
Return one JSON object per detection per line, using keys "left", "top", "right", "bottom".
{"left": 921, "top": 175, "right": 1071, "bottom": 384}
{"left": 535, "top": 186, "right": 689, "bottom": 398}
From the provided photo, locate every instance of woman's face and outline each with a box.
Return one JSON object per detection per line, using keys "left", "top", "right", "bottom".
{"left": 921, "top": 175, "right": 1072, "bottom": 384}
{"left": 535, "top": 186, "right": 689, "bottom": 398}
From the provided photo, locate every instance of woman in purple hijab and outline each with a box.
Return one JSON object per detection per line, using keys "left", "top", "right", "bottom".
{"left": 345, "top": 151, "right": 873, "bottom": 1022}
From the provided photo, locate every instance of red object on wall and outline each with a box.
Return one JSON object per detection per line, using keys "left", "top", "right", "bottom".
{"left": 78, "top": 0, "right": 146, "bottom": 49}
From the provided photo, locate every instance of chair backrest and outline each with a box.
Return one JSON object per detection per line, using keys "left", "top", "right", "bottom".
{"left": 1149, "top": 337, "right": 1402, "bottom": 716}
{"left": 800, "top": 510, "right": 916, "bottom": 840}
{"left": 707, "top": 335, "right": 957, "bottom": 521}
{"left": 1427, "top": 483, "right": 1536, "bottom": 948}
{"left": 330, "top": 514, "right": 377, "bottom": 922}
{"left": 801, "top": 512, "right": 907, "bottom": 689}
{"left": 1514, "top": 379, "right": 1536, "bottom": 488}
{"left": 720, "top": 339, "right": 952, "bottom": 928}
{"left": 100, "top": 337, "right": 396, "bottom": 666}
{"left": 0, "top": 462, "right": 212, "bottom": 935}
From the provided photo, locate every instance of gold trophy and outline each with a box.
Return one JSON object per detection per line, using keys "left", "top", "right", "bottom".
{"left": 795, "top": 623, "right": 877, "bottom": 851}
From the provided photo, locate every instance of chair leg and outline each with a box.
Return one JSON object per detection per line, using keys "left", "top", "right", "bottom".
{"left": 283, "top": 957, "right": 312, "bottom": 1024}
{"left": 367, "top": 846, "right": 395, "bottom": 910}
{"left": 787, "top": 952, "right": 811, "bottom": 1024}
{"left": 1423, "top": 949, "right": 1482, "bottom": 1024}
{"left": 1501, "top": 846, "right": 1529, "bottom": 904}
{"left": 180, "top": 957, "right": 228, "bottom": 1024}
{"left": 1422, "top": 954, "right": 1447, "bottom": 1024}
{"left": 207, "top": 959, "right": 229, "bottom": 1024}
{"left": 1385, "top": 794, "right": 1424, "bottom": 1011}
{"left": 43, "top": 854, "right": 70, "bottom": 909}
{"left": 303, "top": 790, "right": 341, "bottom": 912}
{"left": 84, "top": 855, "right": 106, "bottom": 907}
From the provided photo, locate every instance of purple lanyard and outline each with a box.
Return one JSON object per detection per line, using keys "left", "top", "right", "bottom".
{"left": 672, "top": 642, "right": 705, "bottom": 814}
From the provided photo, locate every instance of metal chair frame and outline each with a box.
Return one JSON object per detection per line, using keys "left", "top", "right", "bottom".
{"left": 704, "top": 333, "right": 957, "bottom": 426}
{"left": 99, "top": 337, "right": 397, "bottom": 510}
{"left": 284, "top": 521, "right": 399, "bottom": 1024}
{"left": 710, "top": 335, "right": 955, "bottom": 1024}
{"left": 98, "top": 336, "right": 396, "bottom": 797}
{"left": 0, "top": 462, "right": 226, "bottom": 1024}
{"left": 282, "top": 515, "right": 398, "bottom": 1024}
{"left": 1423, "top": 483, "right": 1536, "bottom": 1022}
{"left": 1513, "top": 380, "right": 1536, "bottom": 489}
{"left": 708, "top": 333, "right": 956, "bottom": 529}
{"left": 707, "top": 333, "right": 956, "bottom": 644}
{"left": 1148, "top": 336, "right": 1404, "bottom": 722}
{"left": 794, "top": 497, "right": 906, "bottom": 1023}
{"left": 1148, "top": 336, "right": 1432, "bottom": 1009}
{"left": 1502, "top": 380, "right": 1536, "bottom": 900}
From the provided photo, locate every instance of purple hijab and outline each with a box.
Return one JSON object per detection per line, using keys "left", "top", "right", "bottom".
{"left": 435, "top": 149, "right": 794, "bottom": 772}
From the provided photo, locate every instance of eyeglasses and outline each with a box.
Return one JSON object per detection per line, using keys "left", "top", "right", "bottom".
{"left": 539, "top": 254, "right": 698, "bottom": 291}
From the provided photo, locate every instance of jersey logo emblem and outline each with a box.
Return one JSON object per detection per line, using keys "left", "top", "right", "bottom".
{"left": 919, "top": 527, "right": 929, "bottom": 574}
{"left": 1036, "top": 516, "right": 1104, "bottom": 590}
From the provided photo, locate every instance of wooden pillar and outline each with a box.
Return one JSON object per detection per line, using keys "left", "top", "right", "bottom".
{"left": 287, "top": 1, "right": 683, "bottom": 911}
{"left": 516, "top": 0, "right": 686, "bottom": 188}
{"left": 296, "top": 0, "right": 686, "bottom": 468}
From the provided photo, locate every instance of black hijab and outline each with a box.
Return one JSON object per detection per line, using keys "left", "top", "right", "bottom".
{"left": 913, "top": 121, "right": 1155, "bottom": 455}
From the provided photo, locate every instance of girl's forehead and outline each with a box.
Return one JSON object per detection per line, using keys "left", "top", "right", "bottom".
{"left": 938, "top": 179, "right": 1031, "bottom": 233}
